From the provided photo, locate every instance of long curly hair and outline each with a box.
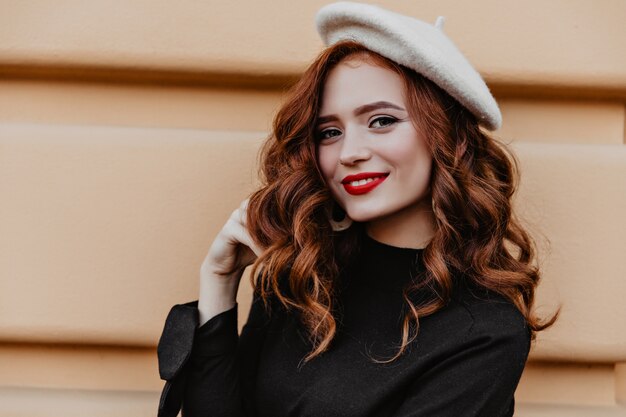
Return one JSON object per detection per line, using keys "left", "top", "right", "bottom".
{"left": 246, "top": 41, "right": 556, "bottom": 363}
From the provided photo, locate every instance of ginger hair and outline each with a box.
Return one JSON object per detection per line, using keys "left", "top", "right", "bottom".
{"left": 246, "top": 41, "right": 556, "bottom": 363}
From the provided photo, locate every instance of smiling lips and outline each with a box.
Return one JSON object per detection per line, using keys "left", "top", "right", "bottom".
{"left": 341, "top": 172, "right": 389, "bottom": 195}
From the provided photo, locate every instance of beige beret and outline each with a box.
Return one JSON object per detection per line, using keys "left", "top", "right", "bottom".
{"left": 316, "top": 1, "right": 502, "bottom": 130}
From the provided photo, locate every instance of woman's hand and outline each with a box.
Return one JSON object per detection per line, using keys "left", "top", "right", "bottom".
{"left": 198, "top": 198, "right": 264, "bottom": 325}
{"left": 201, "top": 199, "right": 264, "bottom": 281}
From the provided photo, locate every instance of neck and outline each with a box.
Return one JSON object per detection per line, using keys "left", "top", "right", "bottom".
{"left": 365, "top": 199, "right": 436, "bottom": 249}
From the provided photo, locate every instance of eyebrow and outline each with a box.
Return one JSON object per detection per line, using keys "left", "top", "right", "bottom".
{"left": 316, "top": 101, "right": 406, "bottom": 125}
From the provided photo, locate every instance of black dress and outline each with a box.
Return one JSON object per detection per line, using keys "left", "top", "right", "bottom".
{"left": 157, "top": 233, "right": 530, "bottom": 417}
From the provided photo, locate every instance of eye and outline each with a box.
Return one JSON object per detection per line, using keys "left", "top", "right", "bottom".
{"left": 317, "top": 128, "right": 342, "bottom": 141}
{"left": 369, "top": 116, "right": 398, "bottom": 129}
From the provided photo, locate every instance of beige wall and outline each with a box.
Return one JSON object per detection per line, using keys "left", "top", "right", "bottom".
{"left": 1, "top": 1, "right": 625, "bottom": 416}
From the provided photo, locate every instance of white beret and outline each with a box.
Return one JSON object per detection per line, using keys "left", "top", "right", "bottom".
{"left": 315, "top": 1, "right": 502, "bottom": 131}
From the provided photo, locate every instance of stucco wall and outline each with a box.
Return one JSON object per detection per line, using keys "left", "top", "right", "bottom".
{"left": 1, "top": 1, "right": 625, "bottom": 415}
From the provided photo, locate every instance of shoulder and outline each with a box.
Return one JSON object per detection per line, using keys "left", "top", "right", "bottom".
{"left": 414, "top": 283, "right": 530, "bottom": 359}
{"left": 454, "top": 284, "right": 531, "bottom": 358}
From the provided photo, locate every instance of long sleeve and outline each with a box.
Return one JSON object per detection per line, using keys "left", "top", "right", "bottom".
{"left": 157, "top": 245, "right": 532, "bottom": 417}
{"left": 390, "top": 302, "right": 531, "bottom": 417}
{"left": 157, "top": 293, "right": 271, "bottom": 417}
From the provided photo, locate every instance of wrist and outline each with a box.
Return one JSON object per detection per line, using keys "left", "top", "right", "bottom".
{"left": 198, "top": 271, "right": 239, "bottom": 326}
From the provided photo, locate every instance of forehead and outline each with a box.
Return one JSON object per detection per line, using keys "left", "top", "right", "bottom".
{"left": 320, "top": 59, "right": 406, "bottom": 113}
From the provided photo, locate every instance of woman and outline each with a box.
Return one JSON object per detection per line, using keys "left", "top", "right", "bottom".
{"left": 157, "top": 3, "right": 555, "bottom": 416}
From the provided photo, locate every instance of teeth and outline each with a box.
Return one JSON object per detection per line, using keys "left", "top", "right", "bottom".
{"left": 349, "top": 176, "right": 381, "bottom": 186}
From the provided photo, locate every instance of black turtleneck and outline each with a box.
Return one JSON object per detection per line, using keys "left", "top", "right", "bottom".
{"left": 157, "top": 233, "right": 530, "bottom": 417}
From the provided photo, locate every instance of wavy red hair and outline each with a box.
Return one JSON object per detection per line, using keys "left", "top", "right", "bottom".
{"left": 247, "top": 41, "right": 556, "bottom": 363}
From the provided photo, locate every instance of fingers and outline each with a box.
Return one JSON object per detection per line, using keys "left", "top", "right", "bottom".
{"left": 227, "top": 219, "right": 264, "bottom": 258}
{"left": 229, "top": 200, "right": 248, "bottom": 226}
{"left": 225, "top": 198, "right": 264, "bottom": 257}
{"left": 239, "top": 198, "right": 250, "bottom": 213}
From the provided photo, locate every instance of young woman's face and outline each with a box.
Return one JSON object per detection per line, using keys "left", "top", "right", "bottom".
{"left": 316, "top": 59, "right": 433, "bottom": 224}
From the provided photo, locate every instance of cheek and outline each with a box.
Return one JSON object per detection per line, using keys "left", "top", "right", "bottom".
{"left": 405, "top": 150, "right": 432, "bottom": 186}
{"left": 386, "top": 134, "right": 432, "bottom": 185}
{"left": 316, "top": 145, "right": 338, "bottom": 182}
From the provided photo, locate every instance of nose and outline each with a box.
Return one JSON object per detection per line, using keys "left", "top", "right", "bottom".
{"left": 338, "top": 129, "right": 371, "bottom": 166}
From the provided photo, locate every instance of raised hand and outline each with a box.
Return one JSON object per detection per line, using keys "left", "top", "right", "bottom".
{"left": 198, "top": 198, "right": 264, "bottom": 325}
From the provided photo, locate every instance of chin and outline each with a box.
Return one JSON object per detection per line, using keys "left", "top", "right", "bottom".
{"left": 345, "top": 205, "right": 394, "bottom": 223}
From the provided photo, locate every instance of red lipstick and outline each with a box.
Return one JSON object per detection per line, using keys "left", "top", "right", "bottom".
{"left": 341, "top": 172, "right": 389, "bottom": 195}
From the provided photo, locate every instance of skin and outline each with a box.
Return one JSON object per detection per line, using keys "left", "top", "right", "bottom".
{"left": 316, "top": 58, "right": 436, "bottom": 249}
{"left": 198, "top": 57, "right": 436, "bottom": 326}
{"left": 198, "top": 198, "right": 262, "bottom": 325}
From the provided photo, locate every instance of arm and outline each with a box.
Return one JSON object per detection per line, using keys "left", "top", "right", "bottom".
{"left": 184, "top": 292, "right": 271, "bottom": 417}
{"left": 157, "top": 292, "right": 270, "bottom": 417}
{"left": 157, "top": 198, "right": 266, "bottom": 417}
{"left": 392, "top": 305, "right": 531, "bottom": 417}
